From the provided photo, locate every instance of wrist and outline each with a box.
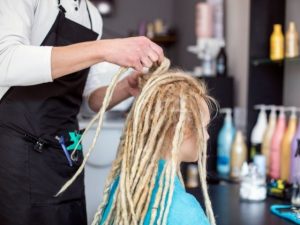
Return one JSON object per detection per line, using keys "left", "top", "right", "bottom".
{"left": 119, "top": 78, "right": 132, "bottom": 97}
{"left": 95, "top": 40, "right": 108, "bottom": 62}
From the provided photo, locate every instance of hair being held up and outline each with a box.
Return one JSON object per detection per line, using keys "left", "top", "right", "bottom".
{"left": 90, "top": 59, "right": 217, "bottom": 225}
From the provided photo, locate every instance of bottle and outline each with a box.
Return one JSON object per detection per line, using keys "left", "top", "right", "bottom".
{"left": 208, "top": 0, "right": 224, "bottom": 40}
{"left": 281, "top": 107, "right": 297, "bottom": 181}
{"left": 216, "top": 45, "right": 227, "bottom": 76}
{"left": 285, "top": 22, "right": 299, "bottom": 58}
{"left": 217, "top": 108, "right": 235, "bottom": 175}
{"left": 230, "top": 131, "right": 247, "bottom": 179}
{"left": 254, "top": 154, "right": 267, "bottom": 178}
{"left": 250, "top": 105, "right": 268, "bottom": 161}
{"left": 202, "top": 50, "right": 216, "bottom": 76}
{"left": 186, "top": 164, "right": 199, "bottom": 188}
{"left": 270, "top": 24, "right": 284, "bottom": 60}
{"left": 195, "top": 3, "right": 213, "bottom": 39}
{"left": 261, "top": 106, "right": 277, "bottom": 174}
{"left": 146, "top": 23, "right": 155, "bottom": 39}
{"left": 270, "top": 107, "right": 286, "bottom": 179}
{"left": 290, "top": 113, "right": 300, "bottom": 183}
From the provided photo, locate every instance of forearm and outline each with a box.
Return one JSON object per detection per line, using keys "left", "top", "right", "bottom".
{"left": 88, "top": 79, "right": 131, "bottom": 112}
{"left": 51, "top": 40, "right": 106, "bottom": 80}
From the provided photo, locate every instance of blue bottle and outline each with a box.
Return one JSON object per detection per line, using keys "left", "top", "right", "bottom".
{"left": 217, "top": 108, "right": 236, "bottom": 175}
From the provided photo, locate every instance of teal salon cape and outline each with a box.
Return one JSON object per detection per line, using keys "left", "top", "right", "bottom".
{"left": 99, "top": 160, "right": 211, "bottom": 225}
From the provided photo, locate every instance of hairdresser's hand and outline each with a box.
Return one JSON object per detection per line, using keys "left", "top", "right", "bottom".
{"left": 124, "top": 71, "right": 141, "bottom": 97}
{"left": 98, "top": 37, "right": 164, "bottom": 72}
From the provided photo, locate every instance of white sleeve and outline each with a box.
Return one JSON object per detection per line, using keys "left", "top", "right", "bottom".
{"left": 81, "top": 63, "right": 135, "bottom": 115}
{"left": 81, "top": 62, "right": 120, "bottom": 115}
{"left": 0, "top": 0, "right": 53, "bottom": 87}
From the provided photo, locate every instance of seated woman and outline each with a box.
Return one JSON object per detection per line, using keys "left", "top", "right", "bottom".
{"left": 92, "top": 70, "right": 217, "bottom": 225}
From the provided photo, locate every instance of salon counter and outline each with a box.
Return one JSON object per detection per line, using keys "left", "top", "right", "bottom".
{"left": 187, "top": 183, "right": 294, "bottom": 225}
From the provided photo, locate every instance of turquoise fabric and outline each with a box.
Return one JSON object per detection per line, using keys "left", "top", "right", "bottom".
{"left": 100, "top": 160, "right": 210, "bottom": 225}
{"left": 270, "top": 205, "right": 300, "bottom": 224}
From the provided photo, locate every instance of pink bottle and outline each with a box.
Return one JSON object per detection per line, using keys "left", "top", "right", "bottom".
{"left": 270, "top": 107, "right": 286, "bottom": 179}
{"left": 195, "top": 3, "right": 213, "bottom": 38}
{"left": 290, "top": 119, "right": 300, "bottom": 183}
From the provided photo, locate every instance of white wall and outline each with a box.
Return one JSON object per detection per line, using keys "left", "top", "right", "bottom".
{"left": 284, "top": 0, "right": 300, "bottom": 107}
{"left": 225, "top": 0, "right": 250, "bottom": 108}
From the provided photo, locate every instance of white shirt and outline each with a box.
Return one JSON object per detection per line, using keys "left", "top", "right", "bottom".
{"left": 0, "top": 0, "right": 104, "bottom": 106}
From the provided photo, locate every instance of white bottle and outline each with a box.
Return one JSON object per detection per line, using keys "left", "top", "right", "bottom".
{"left": 250, "top": 105, "right": 268, "bottom": 160}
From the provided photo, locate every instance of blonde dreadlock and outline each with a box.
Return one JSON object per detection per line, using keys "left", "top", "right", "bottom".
{"left": 56, "top": 58, "right": 216, "bottom": 225}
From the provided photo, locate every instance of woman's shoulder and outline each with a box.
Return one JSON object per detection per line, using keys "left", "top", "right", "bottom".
{"left": 168, "top": 179, "right": 211, "bottom": 225}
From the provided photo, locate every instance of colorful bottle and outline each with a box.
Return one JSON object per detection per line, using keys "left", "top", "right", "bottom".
{"left": 230, "top": 131, "right": 247, "bottom": 179}
{"left": 262, "top": 106, "right": 277, "bottom": 174}
{"left": 281, "top": 107, "right": 297, "bottom": 181}
{"left": 290, "top": 112, "right": 300, "bottom": 184}
{"left": 285, "top": 22, "right": 299, "bottom": 58}
{"left": 270, "top": 107, "right": 286, "bottom": 179}
{"left": 270, "top": 24, "right": 284, "bottom": 60}
{"left": 250, "top": 105, "right": 268, "bottom": 161}
{"left": 217, "top": 108, "right": 235, "bottom": 174}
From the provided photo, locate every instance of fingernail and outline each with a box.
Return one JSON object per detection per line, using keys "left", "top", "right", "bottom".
{"left": 142, "top": 67, "right": 150, "bottom": 74}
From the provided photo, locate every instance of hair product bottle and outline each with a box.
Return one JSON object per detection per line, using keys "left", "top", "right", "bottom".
{"left": 285, "top": 22, "right": 299, "bottom": 58}
{"left": 290, "top": 114, "right": 300, "bottom": 183}
{"left": 216, "top": 44, "right": 227, "bottom": 76}
{"left": 250, "top": 105, "right": 268, "bottom": 161}
{"left": 195, "top": 3, "right": 213, "bottom": 39}
{"left": 270, "top": 107, "right": 286, "bottom": 179}
{"left": 230, "top": 131, "right": 247, "bottom": 179}
{"left": 262, "top": 106, "right": 277, "bottom": 174}
{"left": 207, "top": 0, "right": 224, "bottom": 40}
{"left": 217, "top": 108, "right": 235, "bottom": 175}
{"left": 270, "top": 24, "right": 284, "bottom": 60}
{"left": 281, "top": 107, "right": 297, "bottom": 181}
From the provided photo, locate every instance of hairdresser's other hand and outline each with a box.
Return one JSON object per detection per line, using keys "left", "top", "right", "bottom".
{"left": 98, "top": 37, "right": 164, "bottom": 72}
{"left": 124, "top": 71, "right": 142, "bottom": 97}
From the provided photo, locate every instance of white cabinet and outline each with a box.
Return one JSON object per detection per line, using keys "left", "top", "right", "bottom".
{"left": 79, "top": 119, "right": 125, "bottom": 224}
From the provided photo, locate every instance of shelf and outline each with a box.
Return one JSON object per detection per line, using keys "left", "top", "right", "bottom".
{"left": 252, "top": 56, "right": 300, "bottom": 66}
{"left": 151, "top": 35, "right": 176, "bottom": 45}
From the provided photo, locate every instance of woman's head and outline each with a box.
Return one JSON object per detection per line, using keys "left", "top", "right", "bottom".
{"left": 138, "top": 70, "right": 214, "bottom": 164}
{"left": 93, "top": 68, "right": 217, "bottom": 225}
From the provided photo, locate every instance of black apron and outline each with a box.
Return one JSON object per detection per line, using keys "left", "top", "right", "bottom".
{"left": 0, "top": 1, "right": 98, "bottom": 225}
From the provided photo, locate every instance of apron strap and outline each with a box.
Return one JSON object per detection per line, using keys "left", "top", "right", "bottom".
{"left": 57, "top": 0, "right": 93, "bottom": 30}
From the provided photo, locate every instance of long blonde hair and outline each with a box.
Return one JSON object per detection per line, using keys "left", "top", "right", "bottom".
{"left": 56, "top": 59, "right": 216, "bottom": 225}
{"left": 92, "top": 71, "right": 217, "bottom": 225}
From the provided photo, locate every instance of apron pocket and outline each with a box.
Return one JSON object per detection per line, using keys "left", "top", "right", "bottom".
{"left": 28, "top": 144, "right": 85, "bottom": 205}
{"left": 29, "top": 199, "right": 87, "bottom": 225}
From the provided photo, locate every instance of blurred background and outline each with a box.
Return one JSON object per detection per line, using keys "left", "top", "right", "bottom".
{"left": 80, "top": 0, "right": 300, "bottom": 224}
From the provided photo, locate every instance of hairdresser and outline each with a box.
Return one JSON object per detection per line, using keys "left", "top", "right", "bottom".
{"left": 0, "top": 0, "right": 164, "bottom": 225}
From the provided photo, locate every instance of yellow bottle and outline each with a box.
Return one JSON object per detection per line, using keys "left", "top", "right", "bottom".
{"left": 262, "top": 106, "right": 277, "bottom": 174}
{"left": 280, "top": 107, "right": 297, "bottom": 181}
{"left": 230, "top": 131, "right": 247, "bottom": 179}
{"left": 270, "top": 24, "right": 284, "bottom": 60}
{"left": 286, "top": 22, "right": 299, "bottom": 58}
